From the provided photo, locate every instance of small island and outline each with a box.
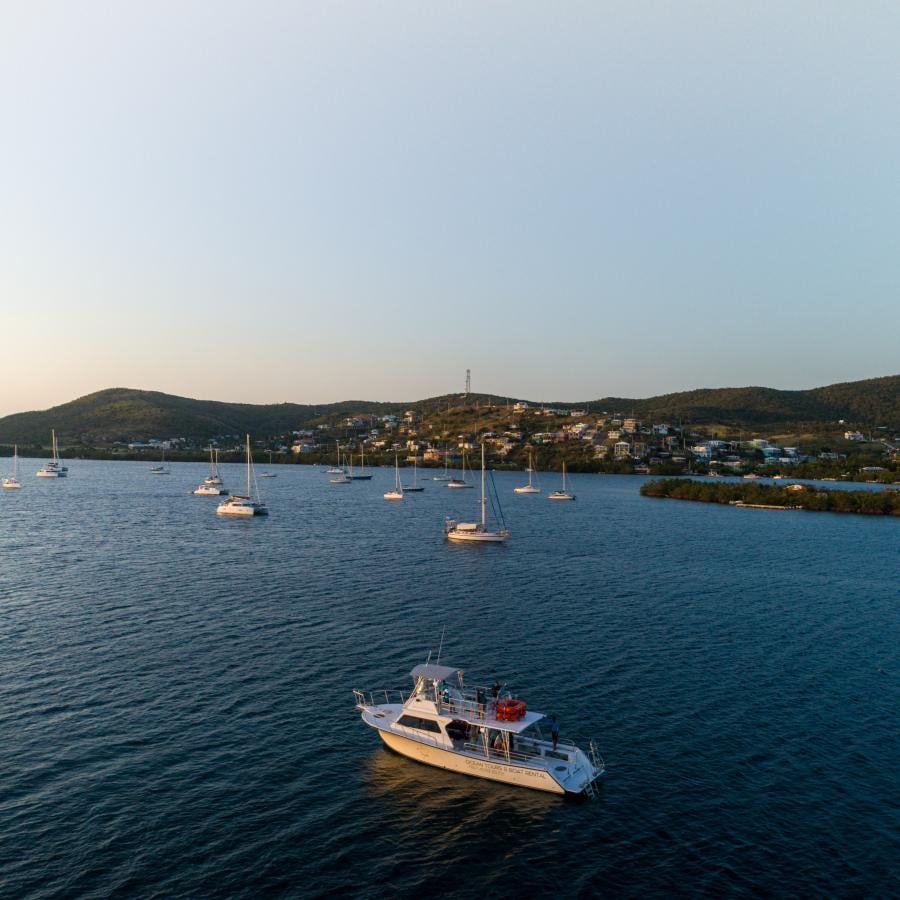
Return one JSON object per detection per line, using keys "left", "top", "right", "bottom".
{"left": 640, "top": 478, "right": 900, "bottom": 516}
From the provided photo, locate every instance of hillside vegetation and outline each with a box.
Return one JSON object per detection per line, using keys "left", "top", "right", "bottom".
{"left": 0, "top": 376, "right": 896, "bottom": 447}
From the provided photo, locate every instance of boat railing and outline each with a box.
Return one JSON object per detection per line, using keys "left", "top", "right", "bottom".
{"left": 353, "top": 689, "right": 407, "bottom": 709}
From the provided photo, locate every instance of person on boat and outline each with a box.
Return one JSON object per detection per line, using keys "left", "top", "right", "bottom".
{"left": 492, "top": 731, "right": 506, "bottom": 753}
{"left": 476, "top": 687, "right": 486, "bottom": 717}
{"left": 548, "top": 714, "right": 560, "bottom": 751}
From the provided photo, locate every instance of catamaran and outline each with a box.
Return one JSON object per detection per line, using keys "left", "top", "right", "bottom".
{"left": 354, "top": 660, "right": 604, "bottom": 796}
{"left": 384, "top": 452, "right": 404, "bottom": 500}
{"left": 548, "top": 462, "right": 575, "bottom": 501}
{"left": 514, "top": 449, "right": 541, "bottom": 494}
{"left": 36, "top": 430, "right": 67, "bottom": 478}
{"left": 216, "top": 435, "right": 268, "bottom": 516}
{"left": 447, "top": 451, "right": 474, "bottom": 489}
{"left": 3, "top": 445, "right": 21, "bottom": 489}
{"left": 445, "top": 444, "right": 509, "bottom": 542}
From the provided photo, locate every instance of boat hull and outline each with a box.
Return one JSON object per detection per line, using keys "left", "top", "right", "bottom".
{"left": 377, "top": 730, "right": 565, "bottom": 794}
{"left": 446, "top": 530, "right": 507, "bottom": 543}
{"left": 514, "top": 486, "right": 540, "bottom": 494}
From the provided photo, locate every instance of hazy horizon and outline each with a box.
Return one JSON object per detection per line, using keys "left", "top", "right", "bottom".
{"left": 3, "top": 3, "right": 899, "bottom": 418}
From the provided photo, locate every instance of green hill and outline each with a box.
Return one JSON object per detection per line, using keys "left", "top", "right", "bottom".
{"left": 0, "top": 376, "right": 896, "bottom": 447}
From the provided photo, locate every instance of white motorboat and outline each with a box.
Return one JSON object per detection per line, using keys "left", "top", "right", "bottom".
{"left": 384, "top": 452, "right": 404, "bottom": 500}
{"left": 216, "top": 435, "right": 268, "bottom": 516}
{"left": 354, "top": 661, "right": 604, "bottom": 797}
{"left": 3, "top": 445, "right": 21, "bottom": 489}
{"left": 445, "top": 444, "right": 509, "bottom": 543}
{"left": 548, "top": 462, "right": 575, "bottom": 501}
{"left": 514, "top": 450, "right": 541, "bottom": 494}
{"left": 36, "top": 430, "right": 67, "bottom": 478}
{"left": 446, "top": 451, "right": 474, "bottom": 489}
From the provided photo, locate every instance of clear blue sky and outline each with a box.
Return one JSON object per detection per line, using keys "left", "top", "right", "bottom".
{"left": 2, "top": 2, "right": 898, "bottom": 416}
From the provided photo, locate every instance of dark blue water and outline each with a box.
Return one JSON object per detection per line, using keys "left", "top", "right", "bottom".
{"left": 1, "top": 460, "right": 898, "bottom": 898}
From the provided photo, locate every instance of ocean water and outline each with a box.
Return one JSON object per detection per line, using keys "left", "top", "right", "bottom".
{"left": 1, "top": 460, "right": 897, "bottom": 898}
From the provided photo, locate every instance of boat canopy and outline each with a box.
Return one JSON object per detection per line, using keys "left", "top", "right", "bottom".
{"left": 410, "top": 663, "right": 459, "bottom": 681}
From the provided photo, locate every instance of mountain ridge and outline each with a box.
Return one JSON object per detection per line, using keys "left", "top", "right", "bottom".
{"left": 1, "top": 375, "right": 897, "bottom": 445}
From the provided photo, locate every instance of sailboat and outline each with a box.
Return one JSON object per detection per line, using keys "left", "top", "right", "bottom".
{"left": 514, "top": 449, "right": 541, "bottom": 494}
{"left": 447, "top": 451, "right": 474, "bottom": 489}
{"left": 150, "top": 447, "right": 169, "bottom": 475}
{"left": 194, "top": 448, "right": 228, "bottom": 495}
{"left": 330, "top": 450, "right": 352, "bottom": 484}
{"left": 403, "top": 455, "right": 424, "bottom": 492}
{"left": 384, "top": 452, "right": 404, "bottom": 500}
{"left": 548, "top": 462, "right": 575, "bottom": 501}
{"left": 36, "top": 429, "right": 67, "bottom": 477}
{"left": 445, "top": 445, "right": 509, "bottom": 542}
{"left": 348, "top": 446, "right": 373, "bottom": 480}
{"left": 3, "top": 445, "right": 22, "bottom": 489}
{"left": 432, "top": 444, "right": 452, "bottom": 481}
{"left": 327, "top": 442, "right": 345, "bottom": 474}
{"left": 259, "top": 450, "right": 277, "bottom": 478}
{"left": 216, "top": 435, "right": 268, "bottom": 516}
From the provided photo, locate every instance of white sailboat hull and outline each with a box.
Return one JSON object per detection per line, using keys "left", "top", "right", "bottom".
{"left": 446, "top": 526, "right": 508, "bottom": 543}
{"left": 446, "top": 482, "right": 474, "bottom": 489}
{"left": 36, "top": 469, "right": 63, "bottom": 478}
{"left": 2, "top": 479, "right": 21, "bottom": 489}
{"left": 216, "top": 498, "right": 267, "bottom": 516}
{"left": 383, "top": 491, "right": 403, "bottom": 500}
{"left": 514, "top": 486, "right": 540, "bottom": 494}
{"left": 378, "top": 729, "right": 565, "bottom": 794}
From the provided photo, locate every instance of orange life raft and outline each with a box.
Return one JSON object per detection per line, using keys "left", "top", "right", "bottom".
{"left": 495, "top": 698, "right": 527, "bottom": 721}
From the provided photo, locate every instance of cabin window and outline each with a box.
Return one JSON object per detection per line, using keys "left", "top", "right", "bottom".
{"left": 397, "top": 715, "right": 442, "bottom": 734}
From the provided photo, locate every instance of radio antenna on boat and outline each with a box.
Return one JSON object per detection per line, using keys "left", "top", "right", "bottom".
{"left": 436, "top": 626, "right": 447, "bottom": 666}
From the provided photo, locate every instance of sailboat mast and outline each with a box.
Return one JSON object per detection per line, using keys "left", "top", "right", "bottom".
{"left": 481, "top": 443, "right": 486, "bottom": 527}
{"left": 246, "top": 434, "right": 251, "bottom": 496}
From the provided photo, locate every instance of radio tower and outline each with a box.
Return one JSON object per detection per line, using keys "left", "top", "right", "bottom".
{"left": 465, "top": 368, "right": 471, "bottom": 397}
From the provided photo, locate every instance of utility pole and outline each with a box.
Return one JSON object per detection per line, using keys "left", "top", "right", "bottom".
{"left": 465, "top": 368, "right": 471, "bottom": 397}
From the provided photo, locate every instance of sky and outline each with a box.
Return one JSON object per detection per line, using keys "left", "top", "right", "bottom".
{"left": 2, "top": 2, "right": 899, "bottom": 416}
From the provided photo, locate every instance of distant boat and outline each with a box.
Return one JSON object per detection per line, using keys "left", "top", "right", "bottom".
{"left": 216, "top": 434, "right": 268, "bottom": 516}
{"left": 150, "top": 447, "right": 170, "bottom": 475}
{"left": 433, "top": 445, "right": 452, "bottom": 481}
{"left": 514, "top": 450, "right": 540, "bottom": 494}
{"left": 194, "top": 449, "right": 228, "bottom": 496}
{"left": 330, "top": 450, "right": 352, "bottom": 484}
{"left": 743, "top": 473, "right": 760, "bottom": 480}
{"left": 403, "top": 455, "right": 424, "bottom": 492}
{"left": 384, "top": 452, "right": 404, "bottom": 500}
{"left": 36, "top": 429, "right": 67, "bottom": 478}
{"left": 259, "top": 449, "right": 277, "bottom": 478}
{"left": 548, "top": 462, "right": 575, "bottom": 501}
{"left": 327, "top": 441, "right": 345, "bottom": 474}
{"left": 348, "top": 446, "right": 373, "bottom": 480}
{"left": 447, "top": 451, "right": 474, "bottom": 489}
{"left": 445, "top": 444, "right": 509, "bottom": 542}
{"left": 3, "top": 445, "right": 21, "bottom": 489}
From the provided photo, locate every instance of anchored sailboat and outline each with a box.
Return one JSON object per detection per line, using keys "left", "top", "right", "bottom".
{"left": 444, "top": 444, "right": 509, "bottom": 543}
{"left": 403, "top": 455, "right": 424, "bottom": 492}
{"left": 194, "top": 448, "right": 228, "bottom": 495}
{"left": 36, "top": 430, "right": 67, "bottom": 478}
{"left": 259, "top": 450, "right": 277, "bottom": 478}
{"left": 348, "top": 446, "right": 373, "bottom": 480}
{"left": 384, "top": 452, "right": 404, "bottom": 500}
{"left": 216, "top": 435, "right": 268, "bottom": 516}
{"left": 3, "top": 445, "right": 21, "bottom": 489}
{"left": 433, "top": 444, "right": 452, "bottom": 481}
{"left": 447, "top": 451, "right": 474, "bottom": 489}
{"left": 548, "top": 462, "right": 575, "bottom": 501}
{"left": 150, "top": 447, "right": 169, "bottom": 475}
{"left": 514, "top": 449, "right": 540, "bottom": 494}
